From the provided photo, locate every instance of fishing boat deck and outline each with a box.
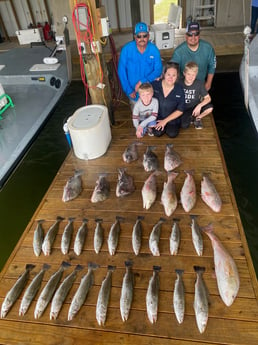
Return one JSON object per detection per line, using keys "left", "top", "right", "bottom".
{"left": 0, "top": 101, "right": 258, "bottom": 345}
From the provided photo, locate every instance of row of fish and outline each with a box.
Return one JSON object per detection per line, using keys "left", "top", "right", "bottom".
{"left": 0, "top": 257, "right": 234, "bottom": 334}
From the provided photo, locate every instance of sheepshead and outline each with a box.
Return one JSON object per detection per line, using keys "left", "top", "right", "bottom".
{"left": 202, "top": 224, "right": 240, "bottom": 306}
{"left": 1, "top": 264, "right": 35, "bottom": 318}
{"left": 142, "top": 171, "right": 159, "bottom": 210}
{"left": 107, "top": 216, "right": 124, "bottom": 255}
{"left": 173, "top": 269, "right": 185, "bottom": 324}
{"left": 19, "top": 263, "right": 50, "bottom": 316}
{"left": 190, "top": 215, "right": 203, "bottom": 256}
{"left": 143, "top": 146, "right": 159, "bottom": 172}
{"left": 201, "top": 173, "right": 222, "bottom": 212}
{"left": 161, "top": 171, "right": 178, "bottom": 217}
{"left": 170, "top": 218, "right": 181, "bottom": 255}
{"left": 42, "top": 216, "right": 64, "bottom": 256}
{"left": 193, "top": 266, "right": 209, "bottom": 334}
{"left": 122, "top": 142, "right": 142, "bottom": 163}
{"left": 74, "top": 218, "right": 88, "bottom": 256}
{"left": 33, "top": 219, "right": 44, "bottom": 257}
{"left": 120, "top": 261, "right": 134, "bottom": 322}
{"left": 68, "top": 262, "right": 99, "bottom": 321}
{"left": 149, "top": 217, "right": 166, "bottom": 256}
{"left": 116, "top": 168, "right": 135, "bottom": 197}
{"left": 132, "top": 215, "right": 144, "bottom": 255}
{"left": 62, "top": 170, "right": 83, "bottom": 202}
{"left": 164, "top": 143, "right": 182, "bottom": 172}
{"left": 94, "top": 218, "right": 104, "bottom": 254}
{"left": 34, "top": 261, "right": 70, "bottom": 319}
{"left": 96, "top": 265, "right": 116, "bottom": 326}
{"left": 180, "top": 170, "right": 196, "bottom": 212}
{"left": 91, "top": 173, "right": 110, "bottom": 203}
{"left": 50, "top": 264, "right": 83, "bottom": 320}
{"left": 146, "top": 266, "right": 160, "bottom": 324}
{"left": 61, "top": 217, "right": 75, "bottom": 255}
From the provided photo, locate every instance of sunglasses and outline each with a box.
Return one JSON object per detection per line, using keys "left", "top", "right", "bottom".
{"left": 136, "top": 34, "right": 148, "bottom": 39}
{"left": 186, "top": 31, "right": 200, "bottom": 37}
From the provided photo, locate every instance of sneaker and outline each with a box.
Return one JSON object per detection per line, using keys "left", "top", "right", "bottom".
{"left": 194, "top": 119, "right": 203, "bottom": 129}
{"left": 147, "top": 128, "right": 154, "bottom": 136}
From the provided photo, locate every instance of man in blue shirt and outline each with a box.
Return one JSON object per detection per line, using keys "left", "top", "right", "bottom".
{"left": 171, "top": 22, "right": 216, "bottom": 91}
{"left": 118, "top": 22, "right": 163, "bottom": 105}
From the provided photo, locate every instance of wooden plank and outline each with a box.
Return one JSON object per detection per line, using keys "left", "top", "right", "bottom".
{"left": 0, "top": 103, "right": 257, "bottom": 345}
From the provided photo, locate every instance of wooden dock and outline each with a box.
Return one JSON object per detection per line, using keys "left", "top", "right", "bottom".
{"left": 0, "top": 103, "right": 258, "bottom": 345}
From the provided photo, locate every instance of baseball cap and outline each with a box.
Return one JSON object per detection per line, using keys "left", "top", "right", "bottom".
{"left": 186, "top": 22, "right": 200, "bottom": 33}
{"left": 134, "top": 22, "right": 149, "bottom": 35}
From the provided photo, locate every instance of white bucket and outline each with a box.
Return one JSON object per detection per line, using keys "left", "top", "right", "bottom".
{"left": 67, "top": 105, "right": 111, "bottom": 160}
{"left": 0, "top": 83, "right": 7, "bottom": 109}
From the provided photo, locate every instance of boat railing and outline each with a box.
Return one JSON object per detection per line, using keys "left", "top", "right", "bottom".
{"left": 243, "top": 26, "right": 251, "bottom": 109}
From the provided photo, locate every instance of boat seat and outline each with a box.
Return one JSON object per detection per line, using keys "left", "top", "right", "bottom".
{"left": 0, "top": 93, "right": 14, "bottom": 119}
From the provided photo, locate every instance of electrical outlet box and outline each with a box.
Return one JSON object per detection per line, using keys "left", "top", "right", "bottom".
{"left": 79, "top": 42, "right": 86, "bottom": 54}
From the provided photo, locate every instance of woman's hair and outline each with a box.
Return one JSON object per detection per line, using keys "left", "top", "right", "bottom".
{"left": 162, "top": 61, "right": 179, "bottom": 78}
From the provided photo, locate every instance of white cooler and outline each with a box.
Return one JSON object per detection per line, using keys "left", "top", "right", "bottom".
{"left": 67, "top": 105, "right": 111, "bottom": 160}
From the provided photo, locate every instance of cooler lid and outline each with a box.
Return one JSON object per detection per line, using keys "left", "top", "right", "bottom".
{"left": 69, "top": 106, "right": 104, "bottom": 129}
{"left": 168, "top": 4, "right": 182, "bottom": 28}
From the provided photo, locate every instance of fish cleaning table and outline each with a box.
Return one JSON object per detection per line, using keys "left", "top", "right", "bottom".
{"left": 0, "top": 103, "right": 258, "bottom": 345}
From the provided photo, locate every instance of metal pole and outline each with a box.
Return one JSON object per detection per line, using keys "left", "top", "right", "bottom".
{"left": 243, "top": 26, "right": 251, "bottom": 110}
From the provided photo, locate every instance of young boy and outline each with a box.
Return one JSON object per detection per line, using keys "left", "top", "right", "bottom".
{"left": 178, "top": 61, "right": 213, "bottom": 129}
{"left": 132, "top": 82, "right": 158, "bottom": 138}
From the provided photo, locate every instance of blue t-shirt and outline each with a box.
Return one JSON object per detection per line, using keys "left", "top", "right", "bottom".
{"left": 118, "top": 41, "right": 162, "bottom": 101}
{"left": 171, "top": 39, "right": 216, "bottom": 81}
{"left": 151, "top": 80, "right": 185, "bottom": 122}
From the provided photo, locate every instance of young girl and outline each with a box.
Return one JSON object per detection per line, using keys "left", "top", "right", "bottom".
{"left": 151, "top": 62, "right": 185, "bottom": 138}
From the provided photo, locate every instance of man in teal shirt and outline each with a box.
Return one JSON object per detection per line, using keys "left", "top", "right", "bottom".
{"left": 171, "top": 22, "right": 216, "bottom": 91}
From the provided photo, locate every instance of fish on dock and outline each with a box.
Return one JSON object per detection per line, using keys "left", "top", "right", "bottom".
{"left": 19, "top": 263, "right": 50, "bottom": 316}
{"left": 173, "top": 269, "right": 185, "bottom": 324}
{"left": 107, "top": 216, "right": 123, "bottom": 255}
{"left": 146, "top": 266, "right": 161, "bottom": 324}
{"left": 149, "top": 218, "right": 166, "bottom": 256}
{"left": 68, "top": 262, "right": 99, "bottom": 321}
{"left": 180, "top": 170, "right": 197, "bottom": 213}
{"left": 41, "top": 216, "right": 64, "bottom": 256}
{"left": 164, "top": 143, "right": 182, "bottom": 172}
{"left": 116, "top": 168, "right": 135, "bottom": 197}
{"left": 34, "top": 261, "right": 70, "bottom": 319}
{"left": 143, "top": 146, "right": 159, "bottom": 172}
{"left": 61, "top": 217, "right": 75, "bottom": 255}
{"left": 142, "top": 171, "right": 159, "bottom": 210}
{"left": 50, "top": 264, "right": 83, "bottom": 320}
{"left": 170, "top": 218, "right": 181, "bottom": 255}
{"left": 132, "top": 215, "right": 144, "bottom": 255}
{"left": 202, "top": 223, "right": 240, "bottom": 306}
{"left": 96, "top": 265, "right": 116, "bottom": 326}
{"left": 122, "top": 142, "right": 142, "bottom": 163}
{"left": 91, "top": 173, "right": 110, "bottom": 203}
{"left": 120, "top": 261, "right": 134, "bottom": 322}
{"left": 94, "top": 218, "right": 104, "bottom": 254}
{"left": 1, "top": 264, "right": 35, "bottom": 318}
{"left": 161, "top": 171, "right": 178, "bottom": 217}
{"left": 62, "top": 170, "right": 83, "bottom": 202}
{"left": 33, "top": 219, "right": 44, "bottom": 257}
{"left": 190, "top": 215, "right": 203, "bottom": 256}
{"left": 201, "top": 173, "right": 222, "bottom": 212}
{"left": 74, "top": 218, "right": 88, "bottom": 256}
{"left": 193, "top": 266, "right": 209, "bottom": 334}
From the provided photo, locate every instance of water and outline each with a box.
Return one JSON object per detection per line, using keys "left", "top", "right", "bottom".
{"left": 0, "top": 75, "right": 257, "bottom": 277}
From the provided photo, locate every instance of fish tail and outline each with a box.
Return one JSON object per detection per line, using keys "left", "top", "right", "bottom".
{"left": 153, "top": 265, "right": 161, "bottom": 272}
{"left": 95, "top": 218, "right": 103, "bottom": 223}
{"left": 37, "top": 219, "right": 45, "bottom": 224}
{"left": 201, "top": 223, "right": 214, "bottom": 234}
{"left": 82, "top": 218, "right": 88, "bottom": 223}
{"left": 116, "top": 215, "right": 125, "bottom": 222}
{"left": 56, "top": 216, "right": 65, "bottom": 221}
{"left": 175, "top": 268, "right": 184, "bottom": 275}
{"left": 159, "top": 217, "right": 166, "bottom": 223}
{"left": 107, "top": 265, "right": 116, "bottom": 272}
{"left": 42, "top": 263, "right": 51, "bottom": 271}
{"left": 68, "top": 217, "right": 76, "bottom": 222}
{"left": 190, "top": 214, "right": 198, "bottom": 220}
{"left": 124, "top": 260, "right": 133, "bottom": 268}
{"left": 26, "top": 264, "right": 36, "bottom": 271}
{"left": 184, "top": 169, "right": 194, "bottom": 175}
{"left": 61, "top": 261, "right": 71, "bottom": 270}
{"left": 166, "top": 143, "right": 173, "bottom": 148}
{"left": 88, "top": 262, "right": 100, "bottom": 270}
{"left": 75, "top": 264, "right": 84, "bottom": 271}
{"left": 172, "top": 218, "right": 180, "bottom": 223}
{"left": 194, "top": 266, "right": 205, "bottom": 274}
{"left": 137, "top": 215, "right": 145, "bottom": 221}
{"left": 75, "top": 169, "right": 84, "bottom": 177}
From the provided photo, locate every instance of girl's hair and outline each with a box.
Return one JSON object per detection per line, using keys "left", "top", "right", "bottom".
{"left": 184, "top": 61, "right": 198, "bottom": 73}
{"left": 162, "top": 61, "right": 179, "bottom": 78}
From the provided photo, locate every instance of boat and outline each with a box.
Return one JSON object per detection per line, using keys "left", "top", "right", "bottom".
{"left": 239, "top": 26, "right": 258, "bottom": 134}
{"left": 0, "top": 37, "right": 71, "bottom": 187}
